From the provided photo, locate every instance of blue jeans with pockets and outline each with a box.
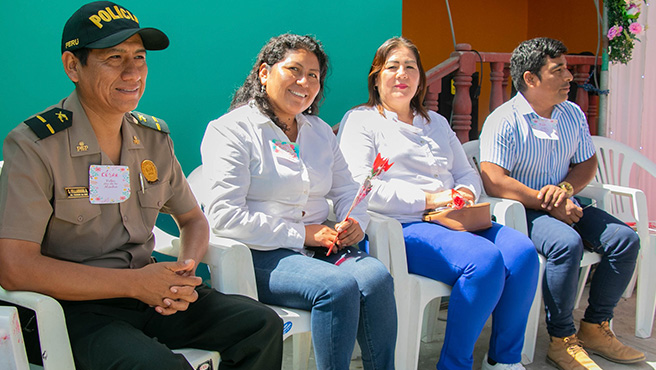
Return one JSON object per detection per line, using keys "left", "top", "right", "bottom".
{"left": 526, "top": 205, "right": 640, "bottom": 338}
{"left": 251, "top": 246, "right": 397, "bottom": 370}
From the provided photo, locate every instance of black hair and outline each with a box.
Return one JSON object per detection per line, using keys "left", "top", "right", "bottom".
{"left": 71, "top": 47, "right": 91, "bottom": 66}
{"left": 230, "top": 34, "right": 329, "bottom": 132}
{"left": 510, "top": 37, "right": 568, "bottom": 92}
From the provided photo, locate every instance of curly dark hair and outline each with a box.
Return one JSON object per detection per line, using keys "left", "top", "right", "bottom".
{"left": 510, "top": 37, "right": 568, "bottom": 93}
{"left": 230, "top": 34, "right": 329, "bottom": 132}
{"left": 363, "top": 37, "right": 429, "bottom": 120}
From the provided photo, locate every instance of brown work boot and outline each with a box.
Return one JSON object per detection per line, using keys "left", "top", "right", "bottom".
{"left": 547, "top": 335, "right": 601, "bottom": 370}
{"left": 577, "top": 320, "right": 646, "bottom": 364}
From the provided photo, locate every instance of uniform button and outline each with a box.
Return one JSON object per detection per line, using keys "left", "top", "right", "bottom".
{"left": 434, "top": 174, "right": 439, "bottom": 178}
{"left": 157, "top": 201, "right": 162, "bottom": 207}
{"left": 77, "top": 215, "right": 84, "bottom": 222}
{"left": 123, "top": 216, "right": 128, "bottom": 222}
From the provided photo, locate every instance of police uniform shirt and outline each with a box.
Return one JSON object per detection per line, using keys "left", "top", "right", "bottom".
{"left": 0, "top": 91, "right": 197, "bottom": 269}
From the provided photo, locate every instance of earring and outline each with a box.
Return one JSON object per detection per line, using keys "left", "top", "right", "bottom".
{"left": 307, "top": 106, "right": 312, "bottom": 114}
{"left": 261, "top": 84, "right": 266, "bottom": 93}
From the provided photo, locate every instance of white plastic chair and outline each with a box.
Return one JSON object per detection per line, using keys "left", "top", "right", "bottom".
{"left": 0, "top": 226, "right": 221, "bottom": 370}
{"left": 0, "top": 160, "right": 220, "bottom": 370}
{"left": 367, "top": 209, "right": 452, "bottom": 370}
{"left": 589, "top": 135, "right": 656, "bottom": 338}
{"left": 188, "top": 165, "right": 404, "bottom": 369}
{"left": 375, "top": 194, "right": 536, "bottom": 368}
{"left": 463, "top": 140, "right": 556, "bottom": 365}
{"left": 187, "top": 166, "right": 314, "bottom": 370}
{"left": 463, "top": 139, "right": 656, "bottom": 363}
{"left": 0, "top": 306, "right": 32, "bottom": 370}
{"left": 361, "top": 144, "right": 537, "bottom": 369}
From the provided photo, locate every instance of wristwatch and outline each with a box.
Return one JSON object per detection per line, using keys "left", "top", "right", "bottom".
{"left": 558, "top": 181, "right": 574, "bottom": 198}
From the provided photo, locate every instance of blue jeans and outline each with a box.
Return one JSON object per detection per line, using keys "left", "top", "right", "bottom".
{"left": 251, "top": 246, "right": 397, "bottom": 370}
{"left": 526, "top": 205, "right": 640, "bottom": 338}
{"left": 402, "top": 222, "right": 539, "bottom": 370}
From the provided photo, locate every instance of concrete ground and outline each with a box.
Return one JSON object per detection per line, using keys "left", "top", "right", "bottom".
{"left": 282, "top": 285, "right": 656, "bottom": 370}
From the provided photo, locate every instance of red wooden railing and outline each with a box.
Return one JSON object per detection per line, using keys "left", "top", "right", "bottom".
{"left": 425, "top": 43, "right": 602, "bottom": 143}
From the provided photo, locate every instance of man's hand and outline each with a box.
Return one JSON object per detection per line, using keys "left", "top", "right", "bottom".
{"left": 537, "top": 184, "right": 569, "bottom": 210}
{"left": 548, "top": 198, "right": 583, "bottom": 225}
{"left": 134, "top": 259, "right": 202, "bottom": 316}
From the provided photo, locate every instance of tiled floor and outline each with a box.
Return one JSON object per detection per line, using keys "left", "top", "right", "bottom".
{"left": 282, "top": 286, "right": 656, "bottom": 369}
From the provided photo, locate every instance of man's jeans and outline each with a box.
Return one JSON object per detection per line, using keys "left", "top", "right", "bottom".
{"left": 526, "top": 205, "right": 640, "bottom": 338}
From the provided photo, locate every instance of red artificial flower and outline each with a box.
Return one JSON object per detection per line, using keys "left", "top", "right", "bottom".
{"left": 327, "top": 153, "right": 393, "bottom": 256}
{"left": 451, "top": 189, "right": 466, "bottom": 210}
{"left": 372, "top": 153, "right": 394, "bottom": 177}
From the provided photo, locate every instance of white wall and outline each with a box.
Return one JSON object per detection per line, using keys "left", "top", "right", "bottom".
{"left": 606, "top": 2, "right": 656, "bottom": 225}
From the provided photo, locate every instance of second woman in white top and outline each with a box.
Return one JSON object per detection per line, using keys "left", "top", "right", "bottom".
{"left": 200, "top": 34, "right": 396, "bottom": 370}
{"left": 338, "top": 37, "right": 539, "bottom": 370}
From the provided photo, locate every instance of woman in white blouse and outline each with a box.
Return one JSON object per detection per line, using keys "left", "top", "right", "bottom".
{"left": 200, "top": 34, "right": 396, "bottom": 370}
{"left": 338, "top": 37, "right": 539, "bottom": 370}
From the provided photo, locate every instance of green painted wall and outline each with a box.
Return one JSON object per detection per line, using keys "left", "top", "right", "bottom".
{"left": 0, "top": 0, "right": 401, "bottom": 174}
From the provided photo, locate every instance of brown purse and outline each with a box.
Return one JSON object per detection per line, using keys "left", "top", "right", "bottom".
{"left": 422, "top": 202, "right": 492, "bottom": 232}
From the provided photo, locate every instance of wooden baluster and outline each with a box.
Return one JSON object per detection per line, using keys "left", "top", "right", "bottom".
{"left": 489, "top": 62, "right": 504, "bottom": 112}
{"left": 573, "top": 64, "right": 590, "bottom": 120}
{"left": 451, "top": 44, "right": 476, "bottom": 143}
{"left": 425, "top": 82, "right": 440, "bottom": 112}
{"left": 502, "top": 65, "right": 511, "bottom": 102}
{"left": 588, "top": 94, "right": 599, "bottom": 135}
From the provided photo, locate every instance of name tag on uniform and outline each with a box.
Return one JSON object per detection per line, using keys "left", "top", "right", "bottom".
{"left": 529, "top": 117, "right": 559, "bottom": 140}
{"left": 65, "top": 187, "right": 89, "bottom": 198}
{"left": 89, "top": 165, "right": 131, "bottom": 204}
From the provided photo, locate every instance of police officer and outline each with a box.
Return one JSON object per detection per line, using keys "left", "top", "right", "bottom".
{"left": 0, "top": 2, "right": 283, "bottom": 369}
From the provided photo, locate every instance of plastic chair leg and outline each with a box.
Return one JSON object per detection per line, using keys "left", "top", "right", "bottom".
{"left": 292, "top": 332, "right": 311, "bottom": 370}
{"left": 635, "top": 234, "right": 656, "bottom": 338}
{"left": 574, "top": 265, "right": 592, "bottom": 310}
{"left": 0, "top": 306, "right": 30, "bottom": 370}
{"left": 421, "top": 298, "right": 443, "bottom": 343}
{"left": 395, "top": 298, "right": 423, "bottom": 370}
{"left": 622, "top": 261, "right": 638, "bottom": 299}
{"left": 521, "top": 254, "right": 546, "bottom": 365}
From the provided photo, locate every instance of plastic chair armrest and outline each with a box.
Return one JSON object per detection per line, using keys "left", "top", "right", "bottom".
{"left": 481, "top": 195, "right": 528, "bottom": 235}
{"left": 365, "top": 211, "right": 399, "bottom": 270}
{"left": 205, "top": 236, "right": 258, "bottom": 299}
{"left": 152, "top": 226, "right": 259, "bottom": 300}
{"left": 0, "top": 286, "right": 75, "bottom": 369}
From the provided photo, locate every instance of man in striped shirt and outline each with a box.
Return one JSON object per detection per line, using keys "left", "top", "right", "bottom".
{"left": 479, "top": 37, "right": 643, "bottom": 370}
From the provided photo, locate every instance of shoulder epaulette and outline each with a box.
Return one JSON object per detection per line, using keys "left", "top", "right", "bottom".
{"left": 24, "top": 108, "right": 73, "bottom": 139}
{"left": 130, "top": 111, "right": 170, "bottom": 134}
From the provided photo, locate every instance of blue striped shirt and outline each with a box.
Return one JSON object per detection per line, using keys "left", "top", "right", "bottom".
{"left": 479, "top": 92, "right": 595, "bottom": 190}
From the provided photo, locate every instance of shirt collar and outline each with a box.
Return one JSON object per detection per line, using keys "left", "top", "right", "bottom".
{"left": 514, "top": 91, "right": 566, "bottom": 119}
{"left": 513, "top": 92, "right": 537, "bottom": 117}
{"left": 381, "top": 107, "right": 425, "bottom": 128}
{"left": 64, "top": 90, "right": 144, "bottom": 158}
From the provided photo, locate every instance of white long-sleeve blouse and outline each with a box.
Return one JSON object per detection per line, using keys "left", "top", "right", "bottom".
{"left": 337, "top": 106, "right": 481, "bottom": 223}
{"left": 201, "top": 102, "right": 369, "bottom": 252}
